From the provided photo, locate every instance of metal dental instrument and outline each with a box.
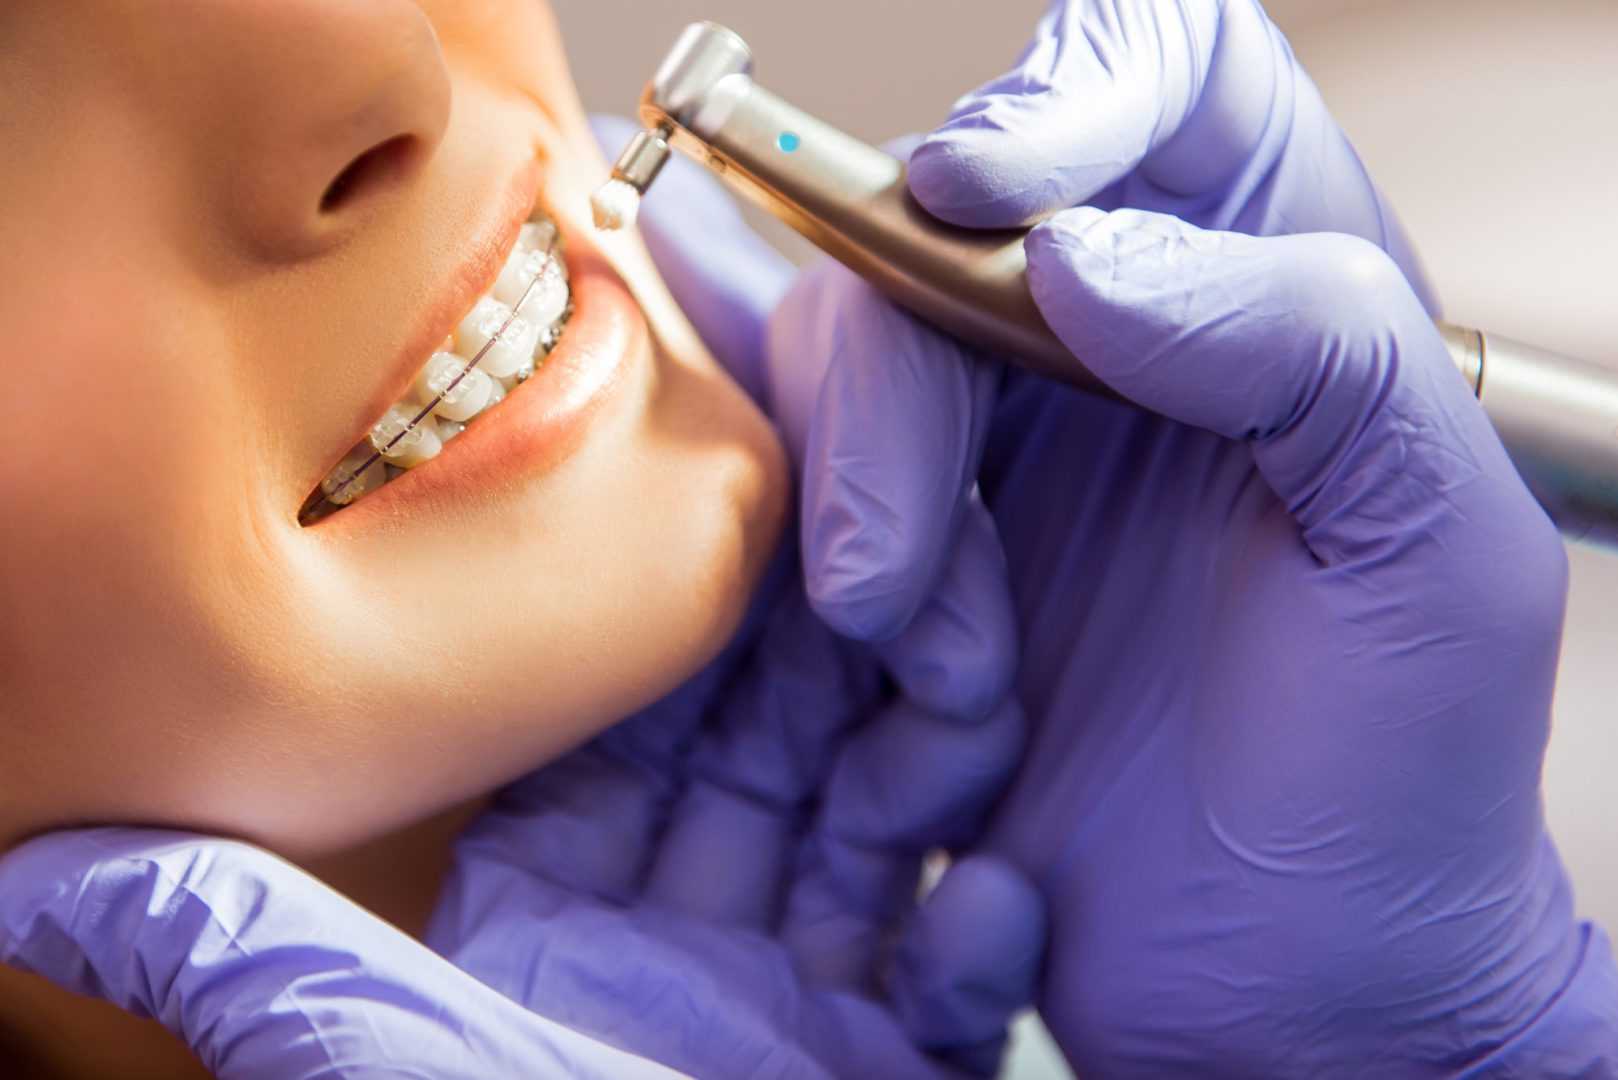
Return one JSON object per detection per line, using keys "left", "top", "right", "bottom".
{"left": 598, "top": 21, "right": 1618, "bottom": 547}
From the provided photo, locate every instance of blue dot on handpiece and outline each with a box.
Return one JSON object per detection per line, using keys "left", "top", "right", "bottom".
{"left": 777, "top": 131, "right": 801, "bottom": 153}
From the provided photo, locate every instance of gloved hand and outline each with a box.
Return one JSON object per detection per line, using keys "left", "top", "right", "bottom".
{"left": 676, "top": 0, "right": 1616, "bottom": 1074}
{"left": 0, "top": 120, "right": 1047, "bottom": 1075}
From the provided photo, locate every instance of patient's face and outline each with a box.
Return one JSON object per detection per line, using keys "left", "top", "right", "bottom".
{"left": 0, "top": 1, "right": 787, "bottom": 855}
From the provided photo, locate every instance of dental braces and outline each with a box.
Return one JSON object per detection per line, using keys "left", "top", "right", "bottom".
{"left": 298, "top": 226, "right": 564, "bottom": 524}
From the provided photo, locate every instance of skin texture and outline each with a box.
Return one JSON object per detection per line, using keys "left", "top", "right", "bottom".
{"left": 0, "top": 2, "right": 785, "bottom": 852}
{"left": 0, "top": 1, "right": 786, "bottom": 1073}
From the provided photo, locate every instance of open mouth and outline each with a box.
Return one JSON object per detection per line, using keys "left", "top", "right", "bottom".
{"left": 299, "top": 206, "right": 574, "bottom": 524}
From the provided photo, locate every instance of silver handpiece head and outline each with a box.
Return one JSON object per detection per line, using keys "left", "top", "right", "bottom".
{"left": 591, "top": 22, "right": 754, "bottom": 229}
{"left": 645, "top": 21, "right": 753, "bottom": 127}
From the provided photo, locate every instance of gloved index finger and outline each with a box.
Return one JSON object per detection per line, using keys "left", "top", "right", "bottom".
{"left": 907, "top": 0, "right": 1223, "bottom": 227}
{"left": 907, "top": 0, "right": 1441, "bottom": 313}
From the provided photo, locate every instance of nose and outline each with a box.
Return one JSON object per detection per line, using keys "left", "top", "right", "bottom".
{"left": 186, "top": 1, "right": 453, "bottom": 260}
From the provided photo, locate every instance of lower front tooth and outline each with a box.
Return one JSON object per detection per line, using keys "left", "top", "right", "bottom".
{"left": 415, "top": 352, "right": 493, "bottom": 422}
{"left": 370, "top": 405, "right": 442, "bottom": 468}
{"left": 457, "top": 297, "right": 539, "bottom": 379}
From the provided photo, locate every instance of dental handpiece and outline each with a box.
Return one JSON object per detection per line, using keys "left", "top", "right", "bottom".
{"left": 597, "top": 21, "right": 1618, "bottom": 548}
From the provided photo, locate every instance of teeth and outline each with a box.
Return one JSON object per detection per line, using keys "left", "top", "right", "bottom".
{"left": 492, "top": 247, "right": 549, "bottom": 301}
{"left": 321, "top": 445, "right": 386, "bottom": 505}
{"left": 370, "top": 405, "right": 443, "bottom": 468}
{"left": 483, "top": 375, "right": 507, "bottom": 409}
{"left": 456, "top": 297, "right": 541, "bottom": 379}
{"left": 493, "top": 246, "right": 570, "bottom": 330}
{"left": 305, "top": 212, "right": 574, "bottom": 523}
{"left": 517, "top": 259, "right": 570, "bottom": 327}
{"left": 415, "top": 351, "right": 494, "bottom": 423}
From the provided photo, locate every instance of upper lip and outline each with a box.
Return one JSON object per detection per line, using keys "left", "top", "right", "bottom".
{"left": 304, "top": 155, "right": 547, "bottom": 506}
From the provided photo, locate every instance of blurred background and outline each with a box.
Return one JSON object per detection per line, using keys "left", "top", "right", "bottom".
{"left": 554, "top": 2, "right": 1618, "bottom": 1075}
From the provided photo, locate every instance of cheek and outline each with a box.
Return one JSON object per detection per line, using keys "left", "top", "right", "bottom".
{"left": 0, "top": 250, "right": 319, "bottom": 837}
{"left": 36, "top": 338, "right": 790, "bottom": 860}
{"left": 2, "top": 263, "right": 237, "bottom": 664}
{"left": 9, "top": 257, "right": 212, "bottom": 488}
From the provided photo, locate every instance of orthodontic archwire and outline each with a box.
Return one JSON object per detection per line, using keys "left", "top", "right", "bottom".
{"left": 299, "top": 228, "right": 561, "bottom": 523}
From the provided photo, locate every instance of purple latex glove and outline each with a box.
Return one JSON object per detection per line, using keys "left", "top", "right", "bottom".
{"left": 743, "top": 0, "right": 1618, "bottom": 1073}
{"left": 979, "top": 210, "right": 1618, "bottom": 1074}
{"left": 0, "top": 829, "right": 681, "bottom": 1079}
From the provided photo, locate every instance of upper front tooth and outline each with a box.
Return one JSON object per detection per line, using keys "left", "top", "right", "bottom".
{"left": 494, "top": 247, "right": 569, "bottom": 330}
{"left": 517, "top": 259, "right": 569, "bottom": 327}
{"left": 456, "top": 297, "right": 540, "bottom": 379}
{"left": 370, "top": 404, "right": 442, "bottom": 467}
{"left": 415, "top": 351, "right": 493, "bottom": 422}
{"left": 493, "top": 247, "right": 546, "bottom": 304}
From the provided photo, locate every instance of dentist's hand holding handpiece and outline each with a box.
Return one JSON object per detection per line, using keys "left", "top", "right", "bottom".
{"left": 4, "top": 1, "right": 1613, "bottom": 1075}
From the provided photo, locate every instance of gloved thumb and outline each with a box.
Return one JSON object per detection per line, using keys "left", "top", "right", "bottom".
{"left": 908, "top": 0, "right": 1282, "bottom": 228}
{"left": 1026, "top": 206, "right": 1549, "bottom": 567}
{"left": 0, "top": 828, "right": 678, "bottom": 1079}
{"left": 889, "top": 855, "right": 1045, "bottom": 1077}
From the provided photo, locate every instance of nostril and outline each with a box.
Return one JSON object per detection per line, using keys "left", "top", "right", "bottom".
{"left": 320, "top": 134, "right": 420, "bottom": 214}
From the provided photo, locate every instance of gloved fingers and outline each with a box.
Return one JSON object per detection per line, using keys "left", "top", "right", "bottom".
{"left": 1024, "top": 206, "right": 1557, "bottom": 570}
{"left": 877, "top": 493, "right": 1017, "bottom": 722}
{"left": 0, "top": 828, "right": 676, "bottom": 1080}
{"left": 909, "top": 0, "right": 1235, "bottom": 226}
{"left": 591, "top": 114, "right": 795, "bottom": 403}
{"left": 638, "top": 587, "right": 882, "bottom": 928}
{"left": 636, "top": 780, "right": 801, "bottom": 932}
{"left": 905, "top": 0, "right": 1438, "bottom": 312}
{"left": 820, "top": 697, "right": 1026, "bottom": 855}
{"left": 889, "top": 855, "right": 1046, "bottom": 1077}
{"left": 777, "top": 828, "right": 921, "bottom": 992}
{"left": 778, "top": 695, "right": 1025, "bottom": 990}
{"left": 449, "top": 745, "right": 675, "bottom": 909}
{"left": 769, "top": 260, "right": 1002, "bottom": 642}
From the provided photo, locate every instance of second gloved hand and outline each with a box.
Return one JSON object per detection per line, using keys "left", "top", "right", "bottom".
{"left": 974, "top": 204, "right": 1614, "bottom": 1075}
{"left": 746, "top": 0, "right": 1618, "bottom": 1074}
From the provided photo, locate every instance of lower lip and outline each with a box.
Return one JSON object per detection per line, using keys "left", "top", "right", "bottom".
{"left": 310, "top": 247, "right": 645, "bottom": 530}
